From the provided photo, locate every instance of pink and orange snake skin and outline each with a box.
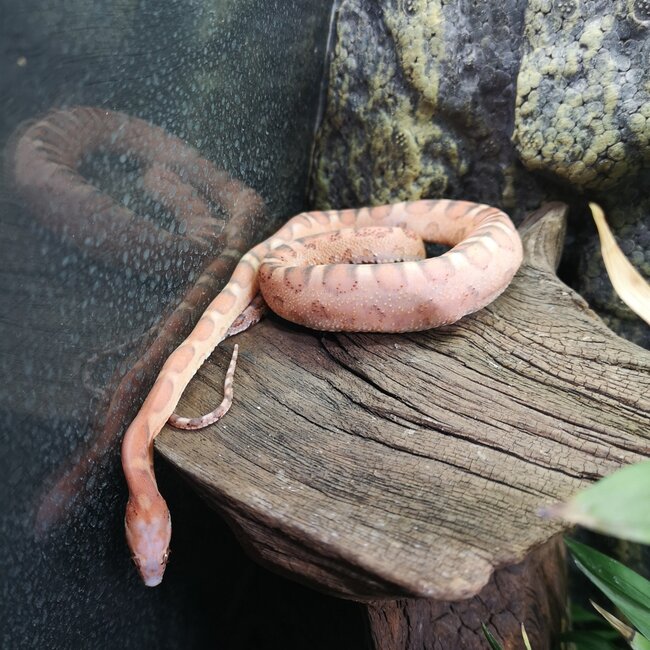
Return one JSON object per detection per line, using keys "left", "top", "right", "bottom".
{"left": 122, "top": 199, "right": 523, "bottom": 586}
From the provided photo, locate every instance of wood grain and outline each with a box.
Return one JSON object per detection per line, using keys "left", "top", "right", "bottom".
{"left": 367, "top": 536, "right": 566, "bottom": 649}
{"left": 156, "top": 203, "right": 649, "bottom": 608}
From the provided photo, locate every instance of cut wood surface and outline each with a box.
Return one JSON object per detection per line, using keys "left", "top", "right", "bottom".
{"left": 156, "top": 203, "right": 650, "bottom": 602}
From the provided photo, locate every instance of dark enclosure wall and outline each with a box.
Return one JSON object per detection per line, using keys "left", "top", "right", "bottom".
{"left": 0, "top": 1, "right": 364, "bottom": 647}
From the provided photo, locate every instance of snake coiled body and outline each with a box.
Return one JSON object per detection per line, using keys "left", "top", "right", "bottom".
{"left": 122, "top": 199, "right": 523, "bottom": 586}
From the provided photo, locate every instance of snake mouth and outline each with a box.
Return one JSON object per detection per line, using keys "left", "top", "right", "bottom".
{"left": 133, "top": 553, "right": 168, "bottom": 587}
{"left": 142, "top": 572, "right": 164, "bottom": 588}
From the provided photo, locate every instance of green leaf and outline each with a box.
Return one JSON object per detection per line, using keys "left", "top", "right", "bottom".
{"left": 545, "top": 461, "right": 650, "bottom": 544}
{"left": 566, "top": 538, "right": 650, "bottom": 640}
{"left": 632, "top": 635, "right": 650, "bottom": 650}
{"left": 591, "top": 601, "right": 650, "bottom": 650}
{"left": 481, "top": 624, "right": 504, "bottom": 650}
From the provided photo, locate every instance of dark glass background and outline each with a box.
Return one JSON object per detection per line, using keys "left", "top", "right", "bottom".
{"left": 0, "top": 0, "right": 365, "bottom": 646}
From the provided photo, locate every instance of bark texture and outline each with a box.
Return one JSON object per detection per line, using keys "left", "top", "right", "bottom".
{"left": 156, "top": 203, "right": 649, "bottom": 646}
{"left": 158, "top": 203, "right": 648, "bottom": 592}
{"left": 367, "top": 536, "right": 566, "bottom": 649}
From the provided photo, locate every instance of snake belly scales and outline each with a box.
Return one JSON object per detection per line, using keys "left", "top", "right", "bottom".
{"left": 122, "top": 199, "right": 523, "bottom": 586}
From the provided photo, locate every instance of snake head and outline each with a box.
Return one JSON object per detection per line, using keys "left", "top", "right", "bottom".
{"left": 124, "top": 494, "right": 172, "bottom": 587}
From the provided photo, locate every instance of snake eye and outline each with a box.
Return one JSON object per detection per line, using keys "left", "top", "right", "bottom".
{"left": 162, "top": 550, "right": 171, "bottom": 565}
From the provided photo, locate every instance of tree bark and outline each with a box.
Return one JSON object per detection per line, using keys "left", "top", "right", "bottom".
{"left": 367, "top": 536, "right": 566, "bottom": 649}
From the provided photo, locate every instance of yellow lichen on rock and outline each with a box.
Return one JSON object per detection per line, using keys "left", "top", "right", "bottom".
{"left": 383, "top": 0, "right": 444, "bottom": 106}
{"left": 311, "top": 0, "right": 468, "bottom": 207}
{"left": 513, "top": 1, "right": 636, "bottom": 189}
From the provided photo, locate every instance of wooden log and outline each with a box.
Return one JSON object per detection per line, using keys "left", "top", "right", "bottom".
{"left": 367, "top": 536, "right": 566, "bottom": 649}
{"left": 156, "top": 203, "right": 649, "bottom": 647}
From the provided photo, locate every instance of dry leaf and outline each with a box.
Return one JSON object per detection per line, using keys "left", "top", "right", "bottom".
{"left": 590, "top": 202, "right": 650, "bottom": 325}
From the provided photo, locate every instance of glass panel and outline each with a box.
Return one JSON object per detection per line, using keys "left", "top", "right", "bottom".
{"left": 0, "top": 0, "right": 337, "bottom": 645}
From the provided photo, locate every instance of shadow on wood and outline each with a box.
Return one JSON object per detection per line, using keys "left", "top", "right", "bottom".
{"left": 156, "top": 203, "right": 650, "bottom": 648}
